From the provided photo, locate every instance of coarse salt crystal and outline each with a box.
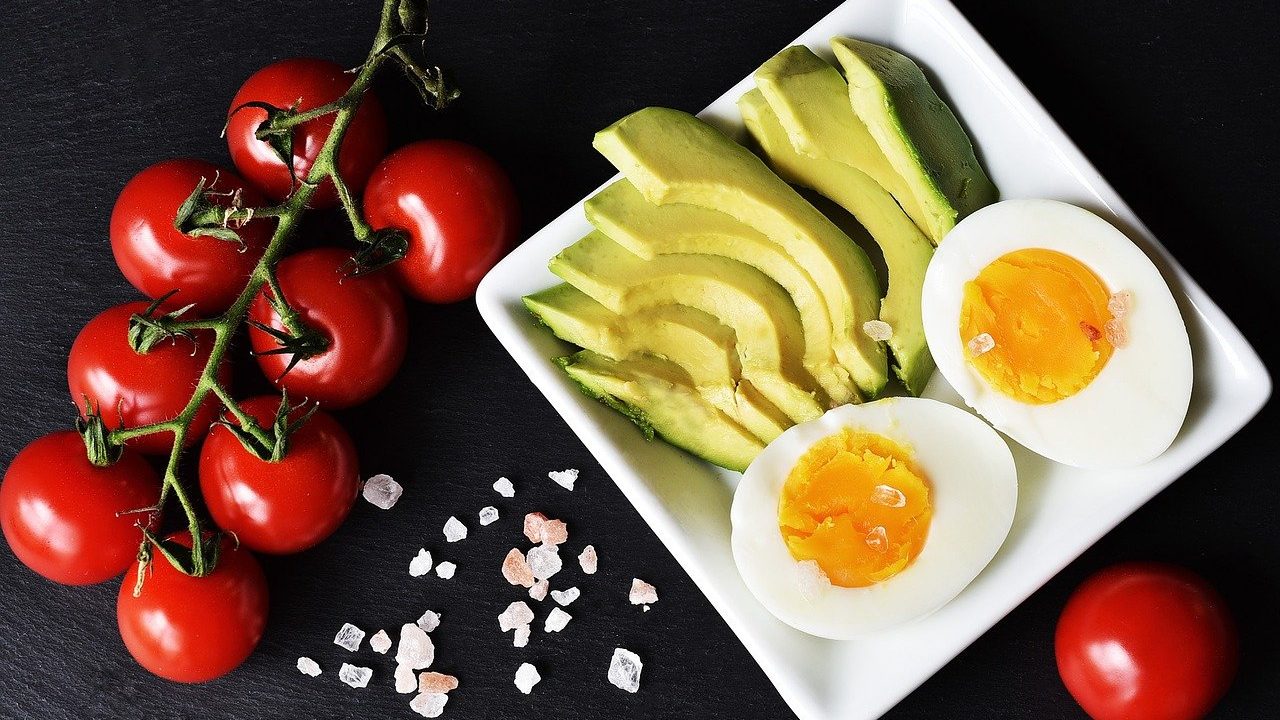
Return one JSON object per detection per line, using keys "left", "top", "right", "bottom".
{"left": 1104, "top": 318, "right": 1129, "bottom": 348}
{"left": 578, "top": 545, "right": 598, "bottom": 574}
{"left": 862, "top": 319, "right": 894, "bottom": 342}
{"left": 1108, "top": 290, "right": 1133, "bottom": 319}
{"left": 479, "top": 506, "right": 500, "bottom": 526}
{"left": 435, "top": 562, "right": 456, "bottom": 579}
{"left": 540, "top": 519, "right": 569, "bottom": 546}
{"left": 529, "top": 579, "right": 549, "bottom": 601}
{"left": 416, "top": 610, "right": 441, "bottom": 633}
{"left": 513, "top": 624, "right": 531, "bottom": 648}
{"left": 443, "top": 516, "right": 467, "bottom": 542}
{"left": 870, "top": 484, "right": 906, "bottom": 508}
{"left": 967, "top": 332, "right": 995, "bottom": 357}
{"left": 642, "top": 605, "right": 651, "bottom": 612}
{"left": 395, "top": 623, "right": 435, "bottom": 670}
{"left": 548, "top": 468, "right": 578, "bottom": 491}
{"left": 866, "top": 526, "right": 888, "bottom": 552}
{"left": 523, "top": 512, "right": 548, "bottom": 543}
{"left": 499, "top": 601, "right": 535, "bottom": 632}
{"left": 527, "top": 545, "right": 563, "bottom": 581}
{"left": 550, "top": 587, "right": 580, "bottom": 606}
{"left": 514, "top": 663, "right": 541, "bottom": 694}
{"left": 296, "top": 657, "right": 322, "bottom": 677}
{"left": 502, "top": 548, "right": 535, "bottom": 587}
{"left": 493, "top": 477, "right": 515, "bottom": 497}
{"left": 362, "top": 474, "right": 403, "bottom": 510}
{"left": 607, "top": 648, "right": 643, "bottom": 693}
{"left": 409, "top": 692, "right": 448, "bottom": 718}
{"left": 333, "top": 623, "right": 365, "bottom": 652}
{"left": 409, "top": 548, "right": 433, "bottom": 577}
{"left": 395, "top": 663, "right": 419, "bottom": 694}
{"left": 544, "top": 607, "right": 572, "bottom": 633}
{"left": 629, "top": 578, "right": 658, "bottom": 605}
{"left": 797, "top": 559, "right": 831, "bottom": 601}
{"left": 418, "top": 672, "right": 459, "bottom": 694}
{"left": 369, "top": 629, "right": 393, "bottom": 654}
{"left": 339, "top": 663, "right": 373, "bottom": 689}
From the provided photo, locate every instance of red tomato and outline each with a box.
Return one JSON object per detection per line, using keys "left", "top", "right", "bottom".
{"left": 248, "top": 247, "right": 406, "bottom": 408}
{"left": 363, "top": 140, "right": 518, "bottom": 303}
{"left": 111, "top": 159, "right": 272, "bottom": 313}
{"left": 1056, "top": 562, "right": 1237, "bottom": 720}
{"left": 1, "top": 432, "right": 158, "bottom": 585}
{"left": 226, "top": 58, "right": 387, "bottom": 208}
{"left": 68, "top": 302, "right": 228, "bottom": 455}
{"left": 199, "top": 396, "right": 358, "bottom": 554}
{"left": 117, "top": 532, "right": 268, "bottom": 683}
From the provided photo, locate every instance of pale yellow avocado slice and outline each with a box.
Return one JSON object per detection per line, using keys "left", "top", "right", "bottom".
{"left": 558, "top": 350, "right": 764, "bottom": 473}
{"left": 740, "top": 89, "right": 936, "bottom": 395}
{"left": 584, "top": 180, "right": 857, "bottom": 406}
{"left": 830, "top": 38, "right": 997, "bottom": 243}
{"left": 593, "top": 107, "right": 887, "bottom": 399}
{"left": 524, "top": 283, "right": 791, "bottom": 443}
{"left": 549, "top": 231, "right": 825, "bottom": 424}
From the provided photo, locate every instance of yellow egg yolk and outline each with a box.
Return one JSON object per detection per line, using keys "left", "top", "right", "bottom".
{"left": 960, "top": 248, "right": 1115, "bottom": 404}
{"left": 778, "top": 429, "right": 932, "bottom": 588}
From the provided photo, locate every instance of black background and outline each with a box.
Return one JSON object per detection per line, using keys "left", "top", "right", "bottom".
{"left": 1, "top": 1, "right": 1277, "bottom": 718}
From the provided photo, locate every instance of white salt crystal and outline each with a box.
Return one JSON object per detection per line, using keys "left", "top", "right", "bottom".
{"left": 416, "top": 610, "right": 441, "bottom": 633}
{"left": 548, "top": 468, "right": 578, "bottom": 491}
{"left": 513, "top": 624, "right": 531, "bottom": 648}
{"left": 395, "top": 623, "right": 435, "bottom": 670}
{"left": 1108, "top": 290, "right": 1133, "bottom": 319}
{"left": 499, "top": 601, "right": 535, "bottom": 632}
{"left": 967, "top": 332, "right": 995, "bottom": 357}
{"left": 395, "top": 663, "right": 418, "bottom": 694}
{"left": 362, "top": 474, "right": 403, "bottom": 509}
{"left": 527, "top": 545, "right": 563, "bottom": 580}
{"left": 478, "top": 506, "right": 499, "bottom": 526}
{"left": 493, "top": 477, "right": 515, "bottom": 497}
{"left": 607, "top": 648, "right": 643, "bottom": 693}
{"left": 866, "top": 526, "right": 888, "bottom": 552}
{"left": 514, "top": 663, "right": 541, "bottom": 694}
{"left": 578, "top": 545, "right": 598, "bottom": 574}
{"left": 409, "top": 692, "right": 449, "bottom": 718}
{"left": 435, "top": 561, "right": 456, "bottom": 579}
{"left": 443, "top": 516, "right": 467, "bottom": 542}
{"left": 333, "top": 623, "right": 365, "bottom": 652}
{"left": 529, "top": 579, "right": 549, "bottom": 601}
{"left": 796, "top": 559, "right": 831, "bottom": 601}
{"left": 629, "top": 578, "right": 658, "bottom": 605}
{"left": 296, "top": 657, "right": 321, "bottom": 677}
{"left": 369, "top": 629, "right": 393, "bottom": 654}
{"left": 550, "top": 587, "right": 580, "bottom": 606}
{"left": 339, "top": 663, "right": 373, "bottom": 689}
{"left": 862, "top": 319, "right": 894, "bottom": 342}
{"left": 544, "top": 607, "right": 572, "bottom": 633}
{"left": 870, "top": 484, "right": 907, "bottom": 508}
{"left": 409, "top": 548, "right": 433, "bottom": 577}
{"left": 643, "top": 605, "right": 651, "bottom": 612}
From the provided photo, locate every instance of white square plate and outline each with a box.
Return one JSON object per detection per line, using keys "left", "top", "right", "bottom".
{"left": 476, "top": 0, "right": 1271, "bottom": 717}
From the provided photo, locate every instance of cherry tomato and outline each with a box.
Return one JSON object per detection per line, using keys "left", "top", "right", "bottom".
{"left": 226, "top": 58, "right": 387, "bottom": 208}
{"left": 1056, "top": 562, "right": 1237, "bottom": 720}
{"left": 1, "top": 432, "right": 158, "bottom": 585}
{"left": 68, "top": 302, "right": 228, "bottom": 455}
{"left": 117, "top": 532, "right": 268, "bottom": 683}
{"left": 248, "top": 247, "right": 406, "bottom": 408}
{"left": 111, "top": 159, "right": 272, "bottom": 313}
{"left": 363, "top": 139, "right": 518, "bottom": 303}
{"left": 199, "top": 396, "right": 358, "bottom": 554}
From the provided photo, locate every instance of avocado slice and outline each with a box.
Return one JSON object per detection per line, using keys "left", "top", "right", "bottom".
{"left": 830, "top": 38, "right": 997, "bottom": 243}
{"left": 524, "top": 283, "right": 791, "bottom": 443}
{"left": 584, "top": 179, "right": 857, "bottom": 406}
{"left": 740, "top": 89, "right": 936, "bottom": 395}
{"left": 592, "top": 107, "right": 888, "bottom": 400}
{"left": 550, "top": 231, "right": 825, "bottom": 424}
{"left": 558, "top": 350, "right": 764, "bottom": 473}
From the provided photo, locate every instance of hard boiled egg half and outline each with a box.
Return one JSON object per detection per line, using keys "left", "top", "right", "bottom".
{"left": 921, "top": 199, "right": 1193, "bottom": 468}
{"left": 731, "top": 398, "right": 1017, "bottom": 638}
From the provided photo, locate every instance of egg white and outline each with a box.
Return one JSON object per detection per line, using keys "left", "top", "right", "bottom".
{"left": 730, "top": 398, "right": 1017, "bottom": 639}
{"left": 921, "top": 199, "right": 1193, "bottom": 468}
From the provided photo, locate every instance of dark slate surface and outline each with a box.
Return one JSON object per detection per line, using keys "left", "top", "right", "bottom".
{"left": 0, "top": 1, "right": 1277, "bottom": 718}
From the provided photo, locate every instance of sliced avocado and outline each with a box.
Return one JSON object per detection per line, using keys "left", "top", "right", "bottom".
{"left": 557, "top": 351, "right": 765, "bottom": 473}
{"left": 740, "top": 89, "right": 935, "bottom": 395}
{"left": 830, "top": 38, "right": 997, "bottom": 242}
{"left": 593, "top": 107, "right": 887, "bottom": 399}
{"left": 550, "top": 231, "right": 825, "bottom": 424}
{"left": 523, "top": 283, "right": 791, "bottom": 443}
{"left": 584, "top": 180, "right": 856, "bottom": 406}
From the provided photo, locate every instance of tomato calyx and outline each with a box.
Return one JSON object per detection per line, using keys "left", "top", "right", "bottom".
{"left": 76, "top": 405, "right": 124, "bottom": 467}
{"left": 133, "top": 528, "right": 225, "bottom": 593}
{"left": 126, "top": 291, "right": 204, "bottom": 353}
{"left": 173, "top": 174, "right": 258, "bottom": 247}
{"left": 246, "top": 288, "right": 332, "bottom": 378}
{"left": 345, "top": 226, "right": 411, "bottom": 276}
{"left": 215, "top": 391, "right": 318, "bottom": 463}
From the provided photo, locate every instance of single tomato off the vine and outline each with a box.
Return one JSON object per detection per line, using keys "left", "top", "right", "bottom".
{"left": 1, "top": 432, "right": 158, "bottom": 585}
{"left": 364, "top": 139, "right": 518, "bottom": 303}
{"left": 199, "top": 396, "right": 359, "bottom": 554}
{"left": 1056, "top": 562, "right": 1238, "bottom": 720}
{"left": 248, "top": 247, "right": 406, "bottom": 408}
{"left": 111, "top": 159, "right": 272, "bottom": 313}
{"left": 226, "top": 58, "right": 387, "bottom": 208}
{"left": 68, "top": 302, "right": 228, "bottom": 455}
{"left": 117, "top": 532, "right": 268, "bottom": 683}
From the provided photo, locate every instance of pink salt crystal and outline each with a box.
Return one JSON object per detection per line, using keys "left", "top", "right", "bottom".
{"left": 1108, "top": 290, "right": 1133, "bottom": 319}
{"left": 540, "top": 519, "right": 569, "bottom": 546}
{"left": 578, "top": 545, "right": 598, "bottom": 574}
{"left": 418, "top": 672, "right": 459, "bottom": 694}
{"left": 523, "top": 512, "right": 549, "bottom": 543}
{"left": 1104, "top": 319, "right": 1129, "bottom": 348}
{"left": 502, "top": 548, "right": 535, "bottom": 588}
{"left": 628, "top": 578, "right": 658, "bottom": 605}
{"left": 967, "top": 332, "right": 995, "bottom": 357}
{"left": 529, "top": 579, "right": 549, "bottom": 601}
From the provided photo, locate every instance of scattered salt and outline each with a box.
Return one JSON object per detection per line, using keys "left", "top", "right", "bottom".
{"left": 395, "top": 623, "right": 435, "bottom": 670}
{"left": 544, "top": 607, "right": 572, "bottom": 633}
{"left": 479, "top": 506, "right": 500, "bottom": 526}
{"left": 870, "top": 484, "right": 906, "bottom": 508}
{"left": 578, "top": 545, "right": 598, "bottom": 574}
{"left": 418, "top": 671, "right": 459, "bottom": 694}
{"left": 333, "top": 623, "right": 365, "bottom": 652}
{"left": 296, "top": 657, "right": 322, "bottom": 677}
{"left": 395, "top": 663, "right": 419, "bottom": 694}
{"left": 540, "top": 519, "right": 569, "bottom": 546}
{"left": 797, "top": 559, "right": 831, "bottom": 601}
{"left": 409, "top": 548, "right": 433, "bottom": 577}
{"left": 416, "top": 610, "right": 441, "bottom": 633}
{"left": 550, "top": 587, "right": 580, "bottom": 606}
{"left": 866, "top": 526, "right": 888, "bottom": 552}
{"left": 629, "top": 578, "right": 658, "bottom": 605}
{"left": 499, "top": 601, "right": 535, "bottom": 632}
{"left": 493, "top": 477, "right": 515, "bottom": 497}
{"left": 527, "top": 545, "right": 563, "bottom": 580}
{"left": 1108, "top": 290, "right": 1133, "bottom": 319}
{"left": 523, "top": 512, "right": 548, "bottom": 543}
{"left": 967, "top": 332, "right": 995, "bottom": 357}
{"left": 862, "top": 319, "right": 894, "bottom": 342}
{"left": 548, "top": 468, "right": 578, "bottom": 491}
{"left": 1104, "top": 318, "right": 1129, "bottom": 348}
{"left": 339, "top": 663, "right": 373, "bottom": 689}
{"left": 643, "top": 605, "right": 651, "bottom": 612}
{"left": 502, "top": 548, "right": 535, "bottom": 587}
{"left": 607, "top": 648, "right": 643, "bottom": 693}
{"left": 369, "top": 629, "right": 393, "bottom": 654}
{"left": 435, "top": 562, "right": 456, "bottom": 579}
{"left": 409, "top": 692, "right": 448, "bottom": 718}
{"left": 514, "top": 663, "right": 541, "bottom": 694}
{"left": 529, "top": 579, "right": 549, "bottom": 601}
{"left": 443, "top": 516, "right": 467, "bottom": 542}
{"left": 513, "top": 624, "right": 531, "bottom": 648}
{"left": 362, "top": 474, "right": 403, "bottom": 509}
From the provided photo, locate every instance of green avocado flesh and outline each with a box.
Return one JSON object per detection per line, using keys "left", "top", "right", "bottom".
{"left": 585, "top": 179, "right": 857, "bottom": 405}
{"left": 830, "top": 38, "right": 997, "bottom": 243}
{"left": 557, "top": 350, "right": 764, "bottom": 473}
{"left": 592, "top": 107, "right": 887, "bottom": 400}
{"left": 524, "top": 283, "right": 791, "bottom": 444}
{"left": 740, "top": 88, "right": 935, "bottom": 396}
{"left": 549, "top": 231, "right": 825, "bottom": 425}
